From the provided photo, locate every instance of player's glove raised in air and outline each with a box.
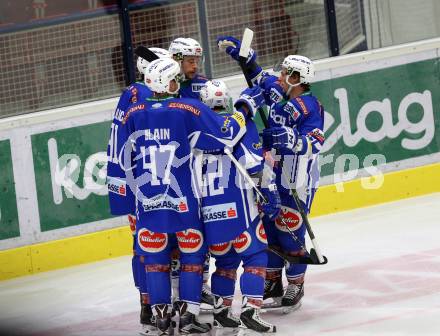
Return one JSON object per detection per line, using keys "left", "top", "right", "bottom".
{"left": 234, "top": 86, "right": 264, "bottom": 119}
{"left": 262, "top": 126, "right": 299, "bottom": 151}
{"left": 217, "top": 36, "right": 256, "bottom": 63}
{"left": 217, "top": 36, "right": 262, "bottom": 82}
{"left": 259, "top": 183, "right": 281, "bottom": 220}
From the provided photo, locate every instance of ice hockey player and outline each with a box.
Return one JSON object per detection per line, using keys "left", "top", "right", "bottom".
{"left": 169, "top": 36, "right": 214, "bottom": 310}
{"left": 117, "top": 58, "right": 265, "bottom": 335}
{"left": 106, "top": 47, "right": 170, "bottom": 334}
{"left": 199, "top": 79, "right": 280, "bottom": 333}
{"left": 169, "top": 37, "right": 208, "bottom": 99}
{"left": 218, "top": 36, "right": 325, "bottom": 312}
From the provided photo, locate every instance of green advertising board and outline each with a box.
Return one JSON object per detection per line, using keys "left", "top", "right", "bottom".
{"left": 312, "top": 58, "right": 440, "bottom": 177}
{"left": 26, "top": 58, "right": 440, "bottom": 233}
{"left": 0, "top": 140, "right": 20, "bottom": 240}
{"left": 32, "top": 122, "right": 112, "bottom": 231}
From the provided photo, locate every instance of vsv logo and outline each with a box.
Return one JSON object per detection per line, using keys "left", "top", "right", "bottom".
{"left": 48, "top": 138, "right": 108, "bottom": 204}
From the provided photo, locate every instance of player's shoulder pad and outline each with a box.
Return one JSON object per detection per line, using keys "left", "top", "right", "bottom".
{"left": 168, "top": 98, "right": 206, "bottom": 117}
{"left": 290, "top": 94, "right": 317, "bottom": 116}
{"left": 122, "top": 102, "right": 146, "bottom": 124}
{"left": 193, "top": 74, "right": 208, "bottom": 83}
{"left": 122, "top": 82, "right": 146, "bottom": 104}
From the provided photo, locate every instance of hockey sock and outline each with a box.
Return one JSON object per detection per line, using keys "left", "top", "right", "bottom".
{"left": 211, "top": 267, "right": 237, "bottom": 300}
{"left": 285, "top": 251, "right": 307, "bottom": 281}
{"left": 138, "top": 255, "right": 149, "bottom": 297}
{"left": 211, "top": 256, "right": 240, "bottom": 299}
{"left": 286, "top": 271, "right": 305, "bottom": 284}
{"left": 132, "top": 254, "right": 141, "bottom": 289}
{"left": 179, "top": 254, "right": 204, "bottom": 314}
{"left": 240, "top": 251, "right": 267, "bottom": 302}
{"left": 145, "top": 255, "right": 171, "bottom": 306}
{"left": 267, "top": 246, "right": 284, "bottom": 270}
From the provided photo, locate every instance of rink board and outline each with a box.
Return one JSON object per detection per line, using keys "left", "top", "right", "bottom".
{"left": 1, "top": 161, "right": 439, "bottom": 281}
{"left": 1, "top": 38, "right": 440, "bottom": 280}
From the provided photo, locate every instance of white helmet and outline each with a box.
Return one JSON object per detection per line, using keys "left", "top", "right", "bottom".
{"left": 200, "top": 80, "right": 230, "bottom": 109}
{"left": 169, "top": 37, "right": 203, "bottom": 60}
{"left": 136, "top": 47, "right": 171, "bottom": 75}
{"left": 144, "top": 58, "right": 181, "bottom": 94}
{"left": 281, "top": 55, "right": 315, "bottom": 85}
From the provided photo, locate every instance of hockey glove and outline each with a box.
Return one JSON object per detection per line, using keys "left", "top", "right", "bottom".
{"left": 234, "top": 86, "right": 264, "bottom": 119}
{"left": 259, "top": 183, "right": 281, "bottom": 220}
{"left": 217, "top": 36, "right": 262, "bottom": 82}
{"left": 217, "top": 36, "right": 256, "bottom": 63}
{"left": 263, "top": 126, "right": 299, "bottom": 151}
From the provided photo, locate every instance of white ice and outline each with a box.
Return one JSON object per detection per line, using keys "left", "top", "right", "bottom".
{"left": 1, "top": 193, "right": 440, "bottom": 336}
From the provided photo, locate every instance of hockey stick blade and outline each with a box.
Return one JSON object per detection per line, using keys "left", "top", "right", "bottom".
{"left": 239, "top": 28, "right": 254, "bottom": 58}
{"left": 267, "top": 246, "right": 328, "bottom": 265}
{"left": 238, "top": 28, "right": 254, "bottom": 88}
{"left": 134, "top": 46, "right": 159, "bottom": 62}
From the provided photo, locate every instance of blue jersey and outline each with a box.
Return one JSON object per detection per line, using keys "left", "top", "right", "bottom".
{"left": 261, "top": 74, "right": 325, "bottom": 211}
{"left": 179, "top": 74, "right": 208, "bottom": 99}
{"left": 200, "top": 117, "right": 263, "bottom": 245}
{"left": 107, "top": 82, "right": 152, "bottom": 215}
{"left": 258, "top": 73, "right": 285, "bottom": 106}
{"left": 118, "top": 97, "right": 247, "bottom": 233}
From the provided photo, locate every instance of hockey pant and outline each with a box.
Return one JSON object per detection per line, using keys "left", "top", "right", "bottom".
{"left": 137, "top": 227, "right": 207, "bottom": 315}
{"left": 210, "top": 218, "right": 268, "bottom": 307}
{"left": 263, "top": 190, "right": 316, "bottom": 283}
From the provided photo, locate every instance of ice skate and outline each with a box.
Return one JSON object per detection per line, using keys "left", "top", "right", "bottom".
{"left": 200, "top": 283, "right": 215, "bottom": 313}
{"left": 213, "top": 296, "right": 240, "bottom": 329}
{"left": 280, "top": 282, "right": 304, "bottom": 314}
{"left": 240, "top": 306, "right": 276, "bottom": 333}
{"left": 154, "top": 304, "right": 175, "bottom": 336}
{"left": 176, "top": 301, "right": 212, "bottom": 335}
{"left": 139, "top": 303, "right": 156, "bottom": 335}
{"left": 262, "top": 278, "right": 284, "bottom": 309}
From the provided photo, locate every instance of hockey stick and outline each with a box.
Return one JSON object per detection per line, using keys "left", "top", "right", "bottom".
{"left": 238, "top": 28, "right": 269, "bottom": 127}
{"left": 223, "top": 148, "right": 327, "bottom": 265}
{"left": 223, "top": 147, "right": 265, "bottom": 201}
{"left": 238, "top": 28, "right": 326, "bottom": 265}
{"left": 134, "top": 45, "right": 159, "bottom": 62}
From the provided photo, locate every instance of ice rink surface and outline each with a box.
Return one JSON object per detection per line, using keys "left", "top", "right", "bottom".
{"left": 1, "top": 193, "right": 440, "bottom": 336}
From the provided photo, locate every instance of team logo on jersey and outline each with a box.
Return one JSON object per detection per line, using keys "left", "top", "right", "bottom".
{"left": 202, "top": 203, "right": 238, "bottom": 223}
{"left": 209, "top": 241, "right": 232, "bottom": 256}
{"left": 107, "top": 176, "right": 126, "bottom": 196}
{"left": 232, "top": 231, "right": 251, "bottom": 253}
{"left": 275, "top": 207, "right": 303, "bottom": 232}
{"left": 252, "top": 142, "right": 262, "bottom": 150}
{"left": 142, "top": 195, "right": 189, "bottom": 213}
{"left": 256, "top": 221, "right": 267, "bottom": 244}
{"left": 176, "top": 229, "right": 203, "bottom": 253}
{"left": 137, "top": 228, "right": 168, "bottom": 253}
{"left": 284, "top": 101, "right": 301, "bottom": 121}
{"left": 192, "top": 83, "right": 205, "bottom": 92}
